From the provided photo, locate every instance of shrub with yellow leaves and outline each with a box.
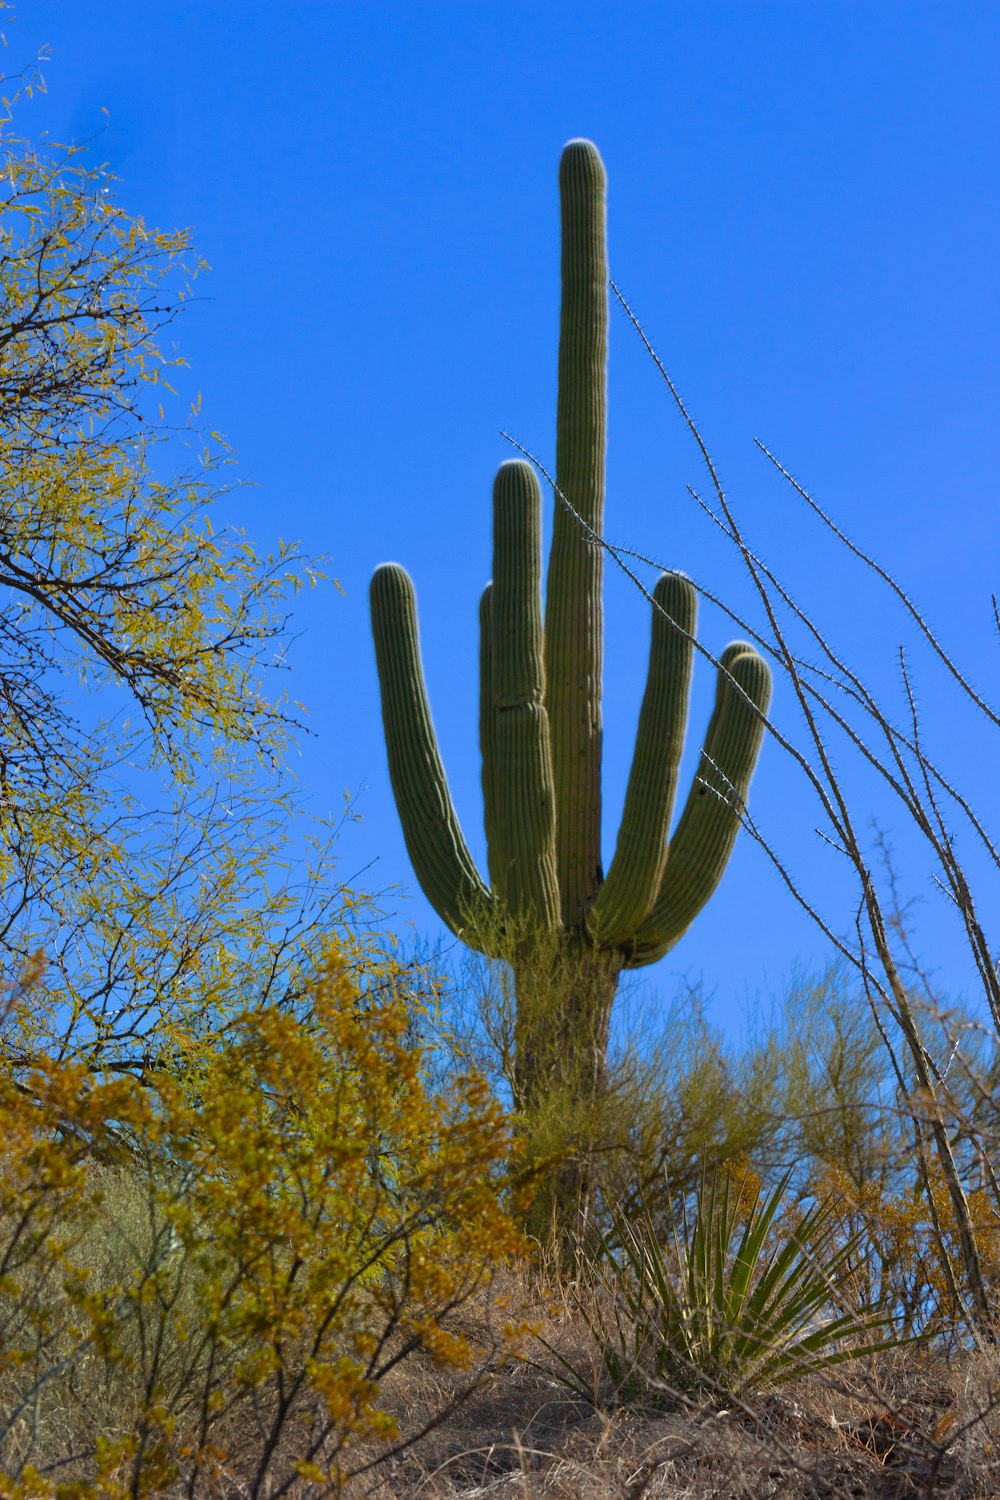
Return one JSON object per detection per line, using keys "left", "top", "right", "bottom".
{"left": 816, "top": 1157, "right": 1000, "bottom": 1349}
{"left": 0, "top": 935, "right": 526, "bottom": 1497}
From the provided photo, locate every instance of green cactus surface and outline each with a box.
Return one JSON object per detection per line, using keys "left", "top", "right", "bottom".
{"left": 370, "top": 140, "right": 772, "bottom": 1135}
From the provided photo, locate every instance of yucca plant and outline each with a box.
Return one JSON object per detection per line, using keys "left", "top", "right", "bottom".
{"left": 545, "top": 1163, "right": 903, "bottom": 1408}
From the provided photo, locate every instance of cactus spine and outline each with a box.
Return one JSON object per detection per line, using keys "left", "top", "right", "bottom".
{"left": 370, "top": 140, "right": 771, "bottom": 1145}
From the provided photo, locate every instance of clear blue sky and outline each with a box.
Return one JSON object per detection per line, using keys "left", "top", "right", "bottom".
{"left": 16, "top": 3, "right": 1000, "bottom": 1033}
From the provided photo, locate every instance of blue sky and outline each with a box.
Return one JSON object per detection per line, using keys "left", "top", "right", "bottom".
{"left": 15, "top": 2, "right": 999, "bottom": 1033}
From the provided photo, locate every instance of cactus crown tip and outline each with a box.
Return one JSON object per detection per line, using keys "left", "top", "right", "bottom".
{"left": 559, "top": 138, "right": 607, "bottom": 189}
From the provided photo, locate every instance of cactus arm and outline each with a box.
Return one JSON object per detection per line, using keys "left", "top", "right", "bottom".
{"left": 544, "top": 139, "right": 609, "bottom": 927}
{"left": 489, "top": 461, "right": 560, "bottom": 927}
{"left": 478, "top": 583, "right": 500, "bottom": 884}
{"left": 587, "top": 572, "right": 697, "bottom": 948}
{"left": 370, "top": 562, "right": 495, "bottom": 948}
{"left": 624, "top": 644, "right": 772, "bottom": 969}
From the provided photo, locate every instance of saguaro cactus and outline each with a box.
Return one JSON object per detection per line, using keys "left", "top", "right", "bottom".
{"left": 371, "top": 140, "right": 771, "bottom": 1151}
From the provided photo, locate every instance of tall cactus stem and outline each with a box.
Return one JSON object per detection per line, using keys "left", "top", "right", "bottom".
{"left": 369, "top": 140, "right": 772, "bottom": 1239}
{"left": 545, "top": 139, "right": 608, "bottom": 927}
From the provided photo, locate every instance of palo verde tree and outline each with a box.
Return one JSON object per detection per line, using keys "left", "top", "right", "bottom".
{"left": 370, "top": 140, "right": 771, "bottom": 1217}
{"left": 0, "top": 55, "right": 527, "bottom": 1495}
{"left": 0, "top": 936, "right": 525, "bottom": 1496}
{"left": 0, "top": 45, "right": 332, "bottom": 1069}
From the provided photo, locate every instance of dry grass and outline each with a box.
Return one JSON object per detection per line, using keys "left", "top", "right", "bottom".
{"left": 5, "top": 1182, "right": 1000, "bottom": 1497}
{"left": 343, "top": 1265, "right": 1000, "bottom": 1500}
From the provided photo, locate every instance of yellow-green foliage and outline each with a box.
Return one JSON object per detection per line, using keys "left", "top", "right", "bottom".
{"left": 815, "top": 1158, "right": 1000, "bottom": 1344}
{"left": 0, "top": 71, "right": 302, "bottom": 783}
{"left": 0, "top": 47, "right": 331, "bottom": 1073}
{"left": 0, "top": 937, "right": 525, "bottom": 1496}
{"left": 450, "top": 951, "right": 903, "bottom": 1231}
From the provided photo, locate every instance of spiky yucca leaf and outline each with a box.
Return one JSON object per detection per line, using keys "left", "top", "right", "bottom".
{"left": 544, "top": 1164, "right": 905, "bottom": 1408}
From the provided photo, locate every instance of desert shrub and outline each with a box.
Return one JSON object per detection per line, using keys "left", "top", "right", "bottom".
{"left": 814, "top": 1155, "right": 1000, "bottom": 1350}
{"left": 447, "top": 942, "right": 914, "bottom": 1244}
{"left": 0, "top": 935, "right": 525, "bottom": 1497}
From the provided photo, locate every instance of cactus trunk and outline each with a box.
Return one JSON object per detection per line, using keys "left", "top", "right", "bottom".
{"left": 513, "top": 942, "right": 622, "bottom": 1237}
